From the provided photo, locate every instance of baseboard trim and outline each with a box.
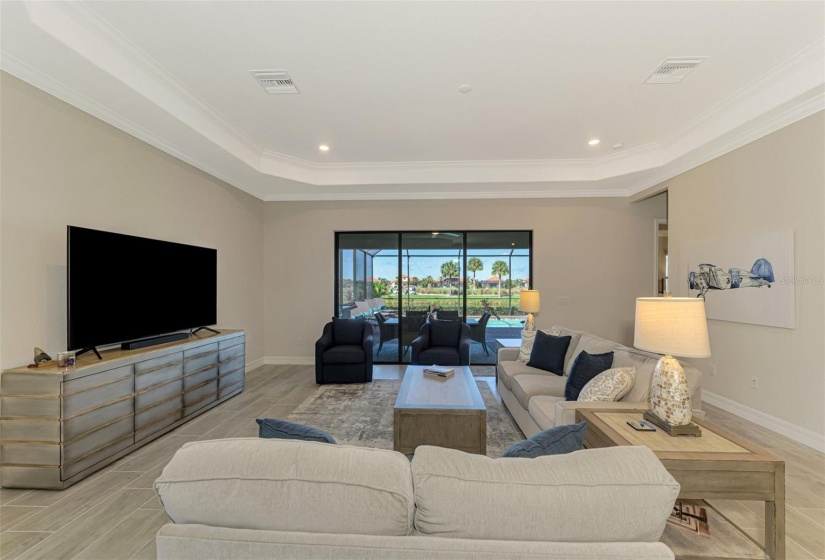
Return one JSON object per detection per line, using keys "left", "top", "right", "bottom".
{"left": 702, "top": 390, "right": 825, "bottom": 453}
{"left": 264, "top": 356, "right": 314, "bottom": 366}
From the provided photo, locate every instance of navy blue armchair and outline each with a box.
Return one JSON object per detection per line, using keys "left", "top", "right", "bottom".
{"left": 411, "top": 319, "right": 471, "bottom": 366}
{"left": 315, "top": 318, "right": 374, "bottom": 384}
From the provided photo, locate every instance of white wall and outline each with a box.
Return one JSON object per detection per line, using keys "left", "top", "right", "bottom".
{"left": 0, "top": 73, "right": 265, "bottom": 368}
{"left": 263, "top": 196, "right": 666, "bottom": 360}
{"left": 667, "top": 112, "right": 825, "bottom": 445}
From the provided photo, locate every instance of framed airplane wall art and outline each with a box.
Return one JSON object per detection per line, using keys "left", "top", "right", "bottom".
{"left": 679, "top": 230, "right": 795, "bottom": 329}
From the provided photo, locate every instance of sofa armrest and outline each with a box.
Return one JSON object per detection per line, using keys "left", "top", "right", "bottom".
{"left": 555, "top": 401, "right": 651, "bottom": 427}
{"left": 497, "top": 347, "right": 520, "bottom": 364}
{"left": 315, "top": 323, "right": 334, "bottom": 383}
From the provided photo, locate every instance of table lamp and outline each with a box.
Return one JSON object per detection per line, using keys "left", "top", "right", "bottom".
{"left": 519, "top": 290, "right": 541, "bottom": 331}
{"left": 634, "top": 297, "right": 711, "bottom": 434}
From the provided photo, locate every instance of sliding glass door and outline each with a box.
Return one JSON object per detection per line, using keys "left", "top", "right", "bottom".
{"left": 335, "top": 231, "right": 531, "bottom": 365}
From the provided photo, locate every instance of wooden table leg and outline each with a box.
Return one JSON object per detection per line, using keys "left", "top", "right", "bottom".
{"left": 765, "top": 462, "right": 786, "bottom": 559}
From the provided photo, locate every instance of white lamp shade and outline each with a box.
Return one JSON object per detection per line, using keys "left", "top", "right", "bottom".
{"left": 519, "top": 290, "right": 541, "bottom": 313}
{"left": 634, "top": 297, "right": 711, "bottom": 358}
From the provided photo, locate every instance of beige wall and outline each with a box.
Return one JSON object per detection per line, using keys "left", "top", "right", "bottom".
{"left": 263, "top": 196, "right": 666, "bottom": 358}
{"left": 0, "top": 73, "right": 265, "bottom": 368}
{"left": 667, "top": 112, "right": 825, "bottom": 439}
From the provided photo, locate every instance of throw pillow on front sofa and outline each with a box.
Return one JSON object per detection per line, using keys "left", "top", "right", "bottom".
{"left": 257, "top": 418, "right": 337, "bottom": 443}
{"left": 501, "top": 422, "right": 586, "bottom": 458}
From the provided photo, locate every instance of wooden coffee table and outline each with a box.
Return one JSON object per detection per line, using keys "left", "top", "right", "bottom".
{"left": 394, "top": 366, "right": 486, "bottom": 455}
{"left": 576, "top": 408, "right": 786, "bottom": 560}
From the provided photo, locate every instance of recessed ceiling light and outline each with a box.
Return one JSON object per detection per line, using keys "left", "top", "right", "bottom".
{"left": 318, "top": 144, "right": 330, "bottom": 152}
{"left": 588, "top": 139, "right": 600, "bottom": 146}
{"left": 458, "top": 84, "right": 472, "bottom": 94}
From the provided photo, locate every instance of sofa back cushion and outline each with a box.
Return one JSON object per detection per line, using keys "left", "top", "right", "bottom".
{"left": 548, "top": 326, "right": 582, "bottom": 371}
{"left": 562, "top": 332, "right": 620, "bottom": 377}
{"left": 429, "top": 319, "right": 461, "bottom": 348}
{"left": 155, "top": 439, "right": 415, "bottom": 536}
{"left": 332, "top": 317, "right": 365, "bottom": 345}
{"left": 412, "top": 445, "right": 679, "bottom": 543}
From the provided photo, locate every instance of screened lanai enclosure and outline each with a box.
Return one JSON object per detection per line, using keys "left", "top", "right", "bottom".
{"left": 336, "top": 231, "right": 532, "bottom": 365}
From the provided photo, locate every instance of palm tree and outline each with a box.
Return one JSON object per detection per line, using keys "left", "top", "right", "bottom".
{"left": 492, "top": 260, "right": 509, "bottom": 298}
{"left": 440, "top": 260, "right": 459, "bottom": 295}
{"left": 467, "top": 257, "right": 484, "bottom": 290}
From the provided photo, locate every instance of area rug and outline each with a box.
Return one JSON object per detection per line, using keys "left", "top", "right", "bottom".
{"left": 286, "top": 379, "right": 524, "bottom": 457}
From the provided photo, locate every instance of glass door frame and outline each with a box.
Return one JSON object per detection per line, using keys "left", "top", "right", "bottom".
{"left": 334, "top": 230, "right": 533, "bottom": 365}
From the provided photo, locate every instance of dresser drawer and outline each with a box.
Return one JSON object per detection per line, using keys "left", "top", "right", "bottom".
{"left": 219, "top": 355, "right": 244, "bottom": 376}
{"left": 135, "top": 352, "right": 183, "bottom": 375}
{"left": 63, "top": 365, "right": 133, "bottom": 396}
{"left": 219, "top": 369, "right": 244, "bottom": 390}
{"left": 184, "top": 342, "right": 218, "bottom": 359}
{"left": 136, "top": 378, "right": 182, "bottom": 410}
{"left": 63, "top": 397, "right": 134, "bottom": 442}
{"left": 135, "top": 363, "right": 183, "bottom": 391}
{"left": 135, "top": 395, "right": 182, "bottom": 430}
{"left": 218, "top": 384, "right": 244, "bottom": 400}
{"left": 1, "top": 441, "right": 59, "bottom": 466}
{"left": 183, "top": 351, "right": 218, "bottom": 374}
{"left": 218, "top": 343, "right": 244, "bottom": 363}
{"left": 0, "top": 419, "right": 60, "bottom": 443}
{"left": 62, "top": 434, "right": 133, "bottom": 480}
{"left": 219, "top": 336, "right": 244, "bottom": 350}
{"left": 184, "top": 379, "right": 218, "bottom": 406}
{"left": 184, "top": 366, "right": 218, "bottom": 389}
{"left": 63, "top": 415, "right": 134, "bottom": 464}
{"left": 0, "top": 396, "right": 60, "bottom": 419}
{"left": 63, "top": 377, "right": 134, "bottom": 418}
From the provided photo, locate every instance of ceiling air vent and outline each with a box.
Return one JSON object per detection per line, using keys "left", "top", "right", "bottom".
{"left": 250, "top": 70, "right": 299, "bottom": 94}
{"left": 644, "top": 58, "right": 706, "bottom": 84}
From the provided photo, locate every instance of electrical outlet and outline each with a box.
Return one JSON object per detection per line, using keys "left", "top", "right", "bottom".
{"left": 750, "top": 376, "right": 759, "bottom": 389}
{"left": 556, "top": 296, "right": 571, "bottom": 306}
{"left": 708, "top": 363, "right": 717, "bottom": 377}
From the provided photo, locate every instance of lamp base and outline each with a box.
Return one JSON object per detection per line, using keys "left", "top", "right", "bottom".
{"left": 650, "top": 355, "right": 693, "bottom": 426}
{"left": 524, "top": 313, "right": 536, "bottom": 331}
{"left": 643, "top": 410, "right": 702, "bottom": 437}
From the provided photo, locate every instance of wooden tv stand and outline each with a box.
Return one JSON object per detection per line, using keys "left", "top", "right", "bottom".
{"left": 0, "top": 329, "right": 245, "bottom": 489}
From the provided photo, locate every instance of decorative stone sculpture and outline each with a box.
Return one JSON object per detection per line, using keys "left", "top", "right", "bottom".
{"left": 33, "top": 347, "right": 52, "bottom": 364}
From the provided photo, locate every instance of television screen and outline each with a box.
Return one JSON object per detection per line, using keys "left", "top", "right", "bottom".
{"left": 68, "top": 226, "right": 217, "bottom": 351}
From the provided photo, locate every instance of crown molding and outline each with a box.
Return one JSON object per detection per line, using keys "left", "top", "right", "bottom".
{"left": 5, "top": 1, "right": 825, "bottom": 201}
{"left": 261, "top": 187, "right": 630, "bottom": 202}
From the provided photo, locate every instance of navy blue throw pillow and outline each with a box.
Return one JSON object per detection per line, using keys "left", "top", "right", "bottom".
{"left": 565, "top": 351, "right": 614, "bottom": 401}
{"left": 501, "top": 422, "right": 587, "bottom": 458}
{"left": 256, "top": 418, "right": 337, "bottom": 444}
{"left": 429, "top": 319, "right": 461, "bottom": 348}
{"left": 526, "top": 331, "right": 571, "bottom": 375}
{"left": 331, "top": 317, "right": 364, "bottom": 346}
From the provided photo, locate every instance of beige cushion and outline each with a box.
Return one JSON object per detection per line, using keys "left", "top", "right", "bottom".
{"left": 612, "top": 349, "right": 659, "bottom": 402}
{"left": 497, "top": 359, "right": 539, "bottom": 391}
{"left": 528, "top": 395, "right": 563, "bottom": 430}
{"left": 155, "top": 438, "right": 415, "bottom": 536}
{"left": 511, "top": 374, "right": 567, "bottom": 409}
{"left": 411, "top": 445, "right": 680, "bottom": 543}
{"left": 564, "top": 334, "right": 622, "bottom": 377}
{"left": 578, "top": 367, "right": 637, "bottom": 402}
{"left": 157, "top": 524, "right": 678, "bottom": 559}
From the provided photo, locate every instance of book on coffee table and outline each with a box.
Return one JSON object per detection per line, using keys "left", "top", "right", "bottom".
{"left": 423, "top": 366, "right": 454, "bottom": 378}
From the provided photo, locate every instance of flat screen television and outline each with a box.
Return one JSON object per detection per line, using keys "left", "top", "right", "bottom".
{"left": 68, "top": 226, "right": 217, "bottom": 352}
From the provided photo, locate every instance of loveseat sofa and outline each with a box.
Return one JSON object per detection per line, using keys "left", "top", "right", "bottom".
{"left": 155, "top": 438, "right": 680, "bottom": 559}
{"left": 497, "top": 325, "right": 703, "bottom": 437}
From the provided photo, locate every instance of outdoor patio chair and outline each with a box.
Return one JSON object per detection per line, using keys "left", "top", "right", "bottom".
{"left": 353, "top": 301, "right": 371, "bottom": 318}
{"left": 469, "top": 312, "right": 492, "bottom": 355}
{"left": 411, "top": 318, "right": 471, "bottom": 366}
{"left": 401, "top": 311, "right": 427, "bottom": 355}
{"left": 374, "top": 312, "right": 398, "bottom": 355}
{"left": 437, "top": 310, "right": 459, "bottom": 321}
{"left": 315, "top": 318, "right": 374, "bottom": 384}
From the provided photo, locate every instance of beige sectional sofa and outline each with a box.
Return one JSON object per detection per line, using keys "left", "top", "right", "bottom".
{"left": 155, "top": 438, "right": 681, "bottom": 559}
{"left": 497, "top": 326, "right": 703, "bottom": 437}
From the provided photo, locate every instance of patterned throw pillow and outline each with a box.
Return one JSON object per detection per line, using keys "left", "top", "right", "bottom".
{"left": 578, "top": 367, "right": 637, "bottom": 402}
{"left": 517, "top": 327, "right": 562, "bottom": 362}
